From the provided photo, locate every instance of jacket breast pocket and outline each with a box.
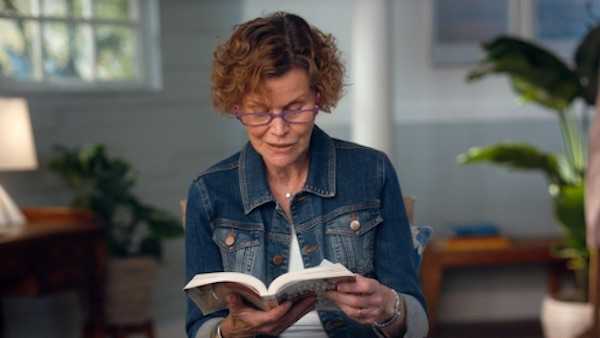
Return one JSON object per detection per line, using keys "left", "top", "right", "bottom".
{"left": 212, "top": 220, "right": 264, "bottom": 274}
{"left": 324, "top": 206, "right": 383, "bottom": 274}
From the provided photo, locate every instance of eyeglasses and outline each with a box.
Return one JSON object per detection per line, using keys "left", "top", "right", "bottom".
{"left": 233, "top": 94, "right": 320, "bottom": 127}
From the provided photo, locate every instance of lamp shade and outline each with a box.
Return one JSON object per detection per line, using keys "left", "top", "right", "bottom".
{"left": 0, "top": 98, "right": 38, "bottom": 171}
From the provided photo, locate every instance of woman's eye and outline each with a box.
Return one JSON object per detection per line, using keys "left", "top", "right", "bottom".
{"left": 286, "top": 104, "right": 304, "bottom": 111}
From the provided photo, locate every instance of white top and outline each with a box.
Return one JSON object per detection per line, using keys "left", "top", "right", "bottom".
{"left": 280, "top": 224, "right": 329, "bottom": 338}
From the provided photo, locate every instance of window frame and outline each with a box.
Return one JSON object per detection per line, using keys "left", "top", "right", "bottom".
{"left": 0, "top": 0, "right": 162, "bottom": 93}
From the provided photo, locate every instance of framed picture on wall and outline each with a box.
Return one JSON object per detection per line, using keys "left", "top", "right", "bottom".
{"left": 431, "top": 0, "right": 513, "bottom": 66}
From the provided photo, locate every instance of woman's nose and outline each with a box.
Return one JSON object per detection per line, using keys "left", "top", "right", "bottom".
{"left": 269, "top": 112, "right": 290, "bottom": 135}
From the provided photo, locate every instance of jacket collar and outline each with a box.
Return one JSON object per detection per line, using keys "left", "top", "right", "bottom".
{"left": 239, "top": 126, "right": 336, "bottom": 215}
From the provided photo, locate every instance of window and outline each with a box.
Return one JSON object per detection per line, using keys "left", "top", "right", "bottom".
{"left": 0, "top": 0, "right": 161, "bottom": 91}
{"left": 432, "top": 0, "right": 598, "bottom": 66}
{"left": 532, "top": 0, "right": 593, "bottom": 61}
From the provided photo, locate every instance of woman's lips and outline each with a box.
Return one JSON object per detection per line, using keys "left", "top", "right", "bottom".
{"left": 269, "top": 143, "right": 294, "bottom": 148}
{"left": 267, "top": 143, "right": 295, "bottom": 151}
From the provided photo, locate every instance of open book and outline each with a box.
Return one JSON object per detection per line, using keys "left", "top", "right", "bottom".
{"left": 184, "top": 260, "right": 355, "bottom": 314}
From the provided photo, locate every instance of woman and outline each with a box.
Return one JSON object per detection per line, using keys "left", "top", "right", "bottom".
{"left": 185, "top": 12, "right": 428, "bottom": 338}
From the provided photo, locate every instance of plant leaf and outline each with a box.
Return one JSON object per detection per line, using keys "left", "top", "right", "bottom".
{"left": 467, "top": 36, "right": 583, "bottom": 112}
{"left": 457, "top": 143, "right": 564, "bottom": 184}
{"left": 574, "top": 25, "right": 600, "bottom": 106}
{"left": 550, "top": 183, "right": 587, "bottom": 265}
{"left": 147, "top": 209, "right": 184, "bottom": 239}
{"left": 139, "top": 237, "right": 162, "bottom": 261}
{"left": 48, "top": 144, "right": 183, "bottom": 259}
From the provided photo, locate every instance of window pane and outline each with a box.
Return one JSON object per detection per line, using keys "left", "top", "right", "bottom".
{"left": 94, "top": 0, "right": 135, "bottom": 20}
{"left": 43, "top": 22, "right": 91, "bottom": 80}
{"left": 535, "top": 0, "right": 589, "bottom": 40}
{"left": 0, "top": 0, "right": 34, "bottom": 16}
{"left": 95, "top": 25, "right": 136, "bottom": 80}
{"left": 74, "top": 24, "right": 93, "bottom": 80}
{"left": 42, "top": 0, "right": 67, "bottom": 17}
{"left": 70, "top": 0, "right": 86, "bottom": 17}
{"left": 0, "top": 18, "right": 35, "bottom": 79}
{"left": 42, "top": 0, "right": 87, "bottom": 17}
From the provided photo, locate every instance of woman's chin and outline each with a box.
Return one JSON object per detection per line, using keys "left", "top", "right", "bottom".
{"left": 263, "top": 151, "right": 303, "bottom": 170}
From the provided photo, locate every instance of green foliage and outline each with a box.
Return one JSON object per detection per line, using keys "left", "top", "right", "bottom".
{"left": 49, "top": 144, "right": 183, "bottom": 261}
{"left": 459, "top": 22, "right": 600, "bottom": 298}
{"left": 458, "top": 143, "right": 565, "bottom": 185}
{"left": 467, "top": 36, "right": 582, "bottom": 112}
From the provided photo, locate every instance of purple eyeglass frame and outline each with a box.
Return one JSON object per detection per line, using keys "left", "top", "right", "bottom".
{"left": 233, "top": 93, "right": 321, "bottom": 127}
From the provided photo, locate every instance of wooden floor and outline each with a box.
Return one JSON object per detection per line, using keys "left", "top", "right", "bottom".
{"left": 434, "top": 320, "right": 543, "bottom": 338}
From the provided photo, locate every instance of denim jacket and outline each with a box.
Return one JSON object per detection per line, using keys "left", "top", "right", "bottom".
{"left": 185, "top": 126, "right": 428, "bottom": 338}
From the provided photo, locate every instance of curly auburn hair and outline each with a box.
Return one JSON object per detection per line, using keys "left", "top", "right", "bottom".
{"left": 211, "top": 12, "right": 345, "bottom": 114}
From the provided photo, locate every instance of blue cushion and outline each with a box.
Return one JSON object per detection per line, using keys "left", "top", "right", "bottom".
{"left": 410, "top": 225, "right": 433, "bottom": 268}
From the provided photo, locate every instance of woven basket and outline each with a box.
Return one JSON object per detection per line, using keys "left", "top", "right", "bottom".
{"left": 105, "top": 257, "right": 158, "bottom": 325}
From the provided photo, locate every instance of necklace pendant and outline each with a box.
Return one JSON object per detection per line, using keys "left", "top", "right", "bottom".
{"left": 285, "top": 192, "right": 292, "bottom": 199}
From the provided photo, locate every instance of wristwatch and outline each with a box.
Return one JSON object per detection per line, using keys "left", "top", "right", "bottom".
{"left": 372, "top": 290, "right": 403, "bottom": 337}
{"left": 212, "top": 322, "right": 224, "bottom": 338}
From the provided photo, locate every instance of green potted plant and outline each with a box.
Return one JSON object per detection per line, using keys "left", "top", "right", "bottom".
{"left": 456, "top": 24, "right": 600, "bottom": 338}
{"left": 49, "top": 144, "right": 183, "bottom": 326}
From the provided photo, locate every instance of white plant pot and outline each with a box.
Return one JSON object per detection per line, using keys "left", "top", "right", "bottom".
{"left": 106, "top": 257, "right": 159, "bottom": 325}
{"left": 541, "top": 294, "right": 594, "bottom": 338}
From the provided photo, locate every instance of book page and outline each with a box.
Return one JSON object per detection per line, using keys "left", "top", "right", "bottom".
{"left": 273, "top": 275, "right": 356, "bottom": 309}
{"left": 184, "top": 271, "right": 268, "bottom": 295}
{"left": 267, "top": 260, "right": 355, "bottom": 295}
{"left": 186, "top": 282, "right": 275, "bottom": 314}
{"left": 184, "top": 272, "right": 269, "bottom": 314}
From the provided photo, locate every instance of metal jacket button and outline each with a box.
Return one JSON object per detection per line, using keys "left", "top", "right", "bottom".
{"left": 272, "top": 255, "right": 285, "bottom": 266}
{"left": 350, "top": 219, "right": 361, "bottom": 231}
{"left": 224, "top": 232, "right": 236, "bottom": 247}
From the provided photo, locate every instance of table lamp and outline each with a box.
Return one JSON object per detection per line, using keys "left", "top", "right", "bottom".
{"left": 0, "top": 97, "right": 38, "bottom": 228}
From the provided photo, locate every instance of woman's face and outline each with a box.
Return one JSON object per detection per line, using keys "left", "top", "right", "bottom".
{"left": 241, "top": 68, "right": 316, "bottom": 171}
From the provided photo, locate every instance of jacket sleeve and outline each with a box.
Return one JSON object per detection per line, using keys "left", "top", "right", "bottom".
{"left": 185, "top": 179, "right": 229, "bottom": 338}
{"left": 375, "top": 154, "right": 429, "bottom": 338}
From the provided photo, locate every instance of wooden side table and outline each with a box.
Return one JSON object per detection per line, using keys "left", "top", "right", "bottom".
{"left": 421, "top": 237, "right": 568, "bottom": 335}
{"left": 0, "top": 207, "right": 107, "bottom": 338}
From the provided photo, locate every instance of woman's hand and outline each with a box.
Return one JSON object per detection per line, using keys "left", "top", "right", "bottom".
{"left": 219, "top": 294, "right": 317, "bottom": 338}
{"left": 325, "top": 275, "right": 397, "bottom": 325}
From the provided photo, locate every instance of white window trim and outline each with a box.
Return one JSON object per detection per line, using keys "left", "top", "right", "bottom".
{"left": 0, "top": 0, "right": 162, "bottom": 93}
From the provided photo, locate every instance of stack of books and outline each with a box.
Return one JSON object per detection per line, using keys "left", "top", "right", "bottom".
{"left": 438, "top": 223, "right": 511, "bottom": 251}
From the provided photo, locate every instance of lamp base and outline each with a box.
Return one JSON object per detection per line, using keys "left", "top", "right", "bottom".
{"left": 0, "top": 184, "right": 25, "bottom": 229}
